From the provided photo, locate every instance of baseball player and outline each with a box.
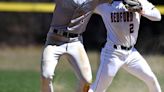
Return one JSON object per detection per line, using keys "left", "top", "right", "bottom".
{"left": 40, "top": 0, "right": 114, "bottom": 92}
{"left": 88, "top": 0, "right": 162, "bottom": 92}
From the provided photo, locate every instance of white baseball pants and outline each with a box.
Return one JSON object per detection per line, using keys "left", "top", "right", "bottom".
{"left": 41, "top": 29, "right": 92, "bottom": 92}
{"left": 89, "top": 42, "right": 161, "bottom": 92}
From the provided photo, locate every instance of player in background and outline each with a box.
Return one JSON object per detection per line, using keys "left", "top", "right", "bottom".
{"left": 40, "top": 0, "right": 114, "bottom": 92}
{"left": 88, "top": 0, "right": 162, "bottom": 92}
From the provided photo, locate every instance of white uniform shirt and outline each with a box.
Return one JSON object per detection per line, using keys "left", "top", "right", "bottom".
{"left": 94, "top": 0, "right": 156, "bottom": 47}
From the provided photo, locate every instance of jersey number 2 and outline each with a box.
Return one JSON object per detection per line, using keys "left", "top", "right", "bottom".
{"left": 129, "top": 23, "right": 134, "bottom": 33}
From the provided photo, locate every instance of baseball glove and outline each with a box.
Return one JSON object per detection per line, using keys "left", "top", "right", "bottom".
{"left": 123, "top": 0, "right": 142, "bottom": 12}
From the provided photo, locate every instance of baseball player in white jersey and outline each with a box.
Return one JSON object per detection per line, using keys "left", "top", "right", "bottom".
{"left": 88, "top": 0, "right": 162, "bottom": 92}
{"left": 40, "top": 0, "right": 114, "bottom": 92}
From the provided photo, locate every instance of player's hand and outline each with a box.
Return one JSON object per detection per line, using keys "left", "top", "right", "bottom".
{"left": 123, "top": 0, "right": 142, "bottom": 12}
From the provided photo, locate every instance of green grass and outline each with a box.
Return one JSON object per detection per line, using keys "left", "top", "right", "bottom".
{"left": 0, "top": 70, "right": 40, "bottom": 92}
{"left": 0, "top": 47, "right": 164, "bottom": 92}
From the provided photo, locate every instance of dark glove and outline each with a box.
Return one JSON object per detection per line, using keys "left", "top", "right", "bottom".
{"left": 123, "top": 0, "right": 142, "bottom": 12}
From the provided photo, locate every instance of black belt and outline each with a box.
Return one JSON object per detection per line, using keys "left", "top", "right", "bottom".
{"left": 113, "top": 45, "right": 132, "bottom": 50}
{"left": 53, "top": 29, "right": 81, "bottom": 38}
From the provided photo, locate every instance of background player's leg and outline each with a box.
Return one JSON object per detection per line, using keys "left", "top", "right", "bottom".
{"left": 41, "top": 45, "right": 61, "bottom": 92}
{"left": 66, "top": 41, "right": 92, "bottom": 92}
{"left": 41, "top": 77, "right": 53, "bottom": 92}
{"left": 89, "top": 47, "right": 124, "bottom": 92}
{"left": 123, "top": 48, "right": 161, "bottom": 92}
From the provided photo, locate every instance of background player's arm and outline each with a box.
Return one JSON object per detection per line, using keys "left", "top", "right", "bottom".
{"left": 139, "top": 1, "right": 161, "bottom": 21}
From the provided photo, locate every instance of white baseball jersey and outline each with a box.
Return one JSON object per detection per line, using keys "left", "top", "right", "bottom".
{"left": 94, "top": 0, "right": 155, "bottom": 47}
{"left": 50, "top": 0, "right": 109, "bottom": 34}
{"left": 88, "top": 0, "right": 161, "bottom": 92}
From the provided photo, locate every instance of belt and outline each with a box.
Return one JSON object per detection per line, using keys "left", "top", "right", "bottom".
{"left": 113, "top": 45, "right": 132, "bottom": 50}
{"left": 53, "top": 29, "right": 81, "bottom": 38}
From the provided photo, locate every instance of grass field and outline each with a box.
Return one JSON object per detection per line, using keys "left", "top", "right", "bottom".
{"left": 0, "top": 46, "right": 163, "bottom": 92}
